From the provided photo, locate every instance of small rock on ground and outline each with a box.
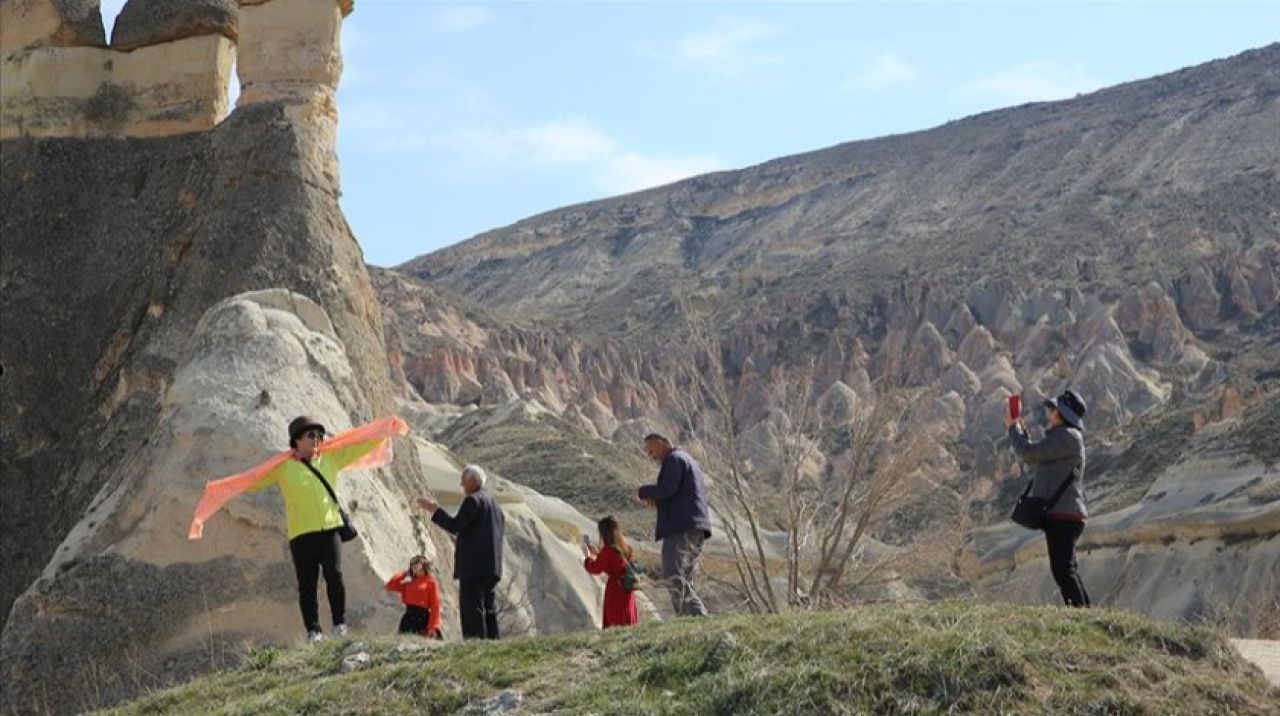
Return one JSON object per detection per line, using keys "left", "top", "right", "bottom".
{"left": 340, "top": 651, "right": 372, "bottom": 673}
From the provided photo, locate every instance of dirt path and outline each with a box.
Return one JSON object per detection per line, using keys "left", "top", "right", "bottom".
{"left": 1232, "top": 639, "right": 1280, "bottom": 687}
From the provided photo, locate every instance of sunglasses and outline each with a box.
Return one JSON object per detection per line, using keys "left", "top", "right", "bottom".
{"left": 302, "top": 429, "right": 326, "bottom": 441}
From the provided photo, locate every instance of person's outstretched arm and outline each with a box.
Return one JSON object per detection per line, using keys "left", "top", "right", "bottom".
{"left": 638, "top": 457, "right": 683, "bottom": 502}
{"left": 431, "top": 494, "right": 480, "bottom": 536}
{"left": 1008, "top": 425, "right": 1076, "bottom": 464}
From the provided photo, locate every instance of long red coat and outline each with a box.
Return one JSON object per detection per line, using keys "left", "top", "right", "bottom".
{"left": 584, "top": 544, "right": 639, "bottom": 628}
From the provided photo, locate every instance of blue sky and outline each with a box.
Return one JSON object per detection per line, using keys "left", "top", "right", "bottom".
{"left": 100, "top": 2, "right": 1280, "bottom": 267}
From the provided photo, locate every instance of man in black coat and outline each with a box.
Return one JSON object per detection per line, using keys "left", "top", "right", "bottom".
{"left": 417, "top": 464, "right": 506, "bottom": 639}
{"left": 637, "top": 433, "right": 712, "bottom": 617}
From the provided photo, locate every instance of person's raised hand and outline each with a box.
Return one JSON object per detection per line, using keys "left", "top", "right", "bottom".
{"left": 416, "top": 496, "right": 439, "bottom": 513}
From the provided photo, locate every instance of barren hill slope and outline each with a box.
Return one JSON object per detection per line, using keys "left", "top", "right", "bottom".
{"left": 388, "top": 44, "right": 1280, "bottom": 633}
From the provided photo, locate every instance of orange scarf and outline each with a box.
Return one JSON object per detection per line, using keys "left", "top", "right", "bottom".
{"left": 188, "top": 416, "right": 409, "bottom": 539}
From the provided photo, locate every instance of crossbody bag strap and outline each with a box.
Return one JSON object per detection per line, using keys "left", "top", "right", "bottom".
{"left": 299, "top": 459, "right": 342, "bottom": 509}
{"left": 1045, "top": 466, "right": 1077, "bottom": 509}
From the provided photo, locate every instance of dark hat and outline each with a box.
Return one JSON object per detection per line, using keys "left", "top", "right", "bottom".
{"left": 1043, "top": 390, "right": 1087, "bottom": 430}
{"left": 288, "top": 416, "right": 327, "bottom": 444}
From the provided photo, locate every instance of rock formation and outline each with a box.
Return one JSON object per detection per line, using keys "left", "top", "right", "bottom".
{"left": 0, "top": 2, "right": 600, "bottom": 713}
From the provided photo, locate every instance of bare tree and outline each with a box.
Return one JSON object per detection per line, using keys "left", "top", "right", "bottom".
{"left": 667, "top": 313, "right": 935, "bottom": 614}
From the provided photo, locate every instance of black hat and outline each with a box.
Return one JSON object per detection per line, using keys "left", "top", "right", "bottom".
{"left": 288, "top": 416, "right": 327, "bottom": 444}
{"left": 1042, "top": 390, "right": 1087, "bottom": 430}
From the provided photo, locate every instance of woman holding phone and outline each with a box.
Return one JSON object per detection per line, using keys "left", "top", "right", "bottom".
{"left": 581, "top": 516, "right": 640, "bottom": 628}
{"left": 1005, "top": 390, "right": 1092, "bottom": 607}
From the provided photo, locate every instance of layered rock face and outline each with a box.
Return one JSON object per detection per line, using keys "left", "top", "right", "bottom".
{"left": 1, "top": 0, "right": 234, "bottom": 138}
{"left": 0, "top": 2, "right": 598, "bottom": 713}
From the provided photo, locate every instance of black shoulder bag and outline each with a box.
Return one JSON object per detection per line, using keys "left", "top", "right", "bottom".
{"left": 1010, "top": 468, "right": 1077, "bottom": 531}
{"left": 299, "top": 459, "right": 358, "bottom": 542}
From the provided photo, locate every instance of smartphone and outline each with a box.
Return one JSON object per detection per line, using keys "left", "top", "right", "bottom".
{"left": 1009, "top": 394, "right": 1021, "bottom": 419}
{"left": 581, "top": 534, "right": 592, "bottom": 549}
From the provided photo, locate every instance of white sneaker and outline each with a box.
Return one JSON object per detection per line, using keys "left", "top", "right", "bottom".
{"left": 333, "top": 624, "right": 349, "bottom": 638}
{"left": 307, "top": 630, "right": 325, "bottom": 644}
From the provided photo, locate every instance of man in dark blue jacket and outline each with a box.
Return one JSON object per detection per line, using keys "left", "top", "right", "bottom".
{"left": 418, "top": 465, "right": 506, "bottom": 639}
{"left": 637, "top": 433, "right": 712, "bottom": 616}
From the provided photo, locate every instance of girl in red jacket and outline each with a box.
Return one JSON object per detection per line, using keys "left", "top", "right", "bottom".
{"left": 385, "top": 555, "right": 443, "bottom": 639}
{"left": 582, "top": 516, "right": 639, "bottom": 629}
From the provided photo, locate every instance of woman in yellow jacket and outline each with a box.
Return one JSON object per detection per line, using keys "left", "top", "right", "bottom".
{"left": 250, "top": 416, "right": 384, "bottom": 643}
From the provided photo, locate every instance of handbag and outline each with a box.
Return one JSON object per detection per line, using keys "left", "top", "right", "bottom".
{"left": 1010, "top": 468, "right": 1077, "bottom": 531}
{"left": 300, "top": 459, "right": 358, "bottom": 542}
{"left": 621, "top": 559, "right": 646, "bottom": 592}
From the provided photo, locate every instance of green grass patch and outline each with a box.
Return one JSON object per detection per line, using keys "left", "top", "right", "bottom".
{"left": 98, "top": 603, "right": 1278, "bottom": 715}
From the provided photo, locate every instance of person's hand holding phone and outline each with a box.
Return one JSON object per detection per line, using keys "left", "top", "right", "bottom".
{"left": 580, "top": 534, "right": 597, "bottom": 558}
{"left": 1004, "top": 394, "right": 1022, "bottom": 429}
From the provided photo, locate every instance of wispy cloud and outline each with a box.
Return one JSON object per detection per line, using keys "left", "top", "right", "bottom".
{"left": 429, "top": 118, "right": 724, "bottom": 194}
{"left": 958, "top": 61, "right": 1103, "bottom": 104}
{"left": 426, "top": 5, "right": 493, "bottom": 34}
{"left": 662, "top": 17, "right": 783, "bottom": 78}
{"left": 844, "top": 53, "right": 919, "bottom": 91}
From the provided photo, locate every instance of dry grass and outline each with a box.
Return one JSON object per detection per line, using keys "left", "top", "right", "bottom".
{"left": 99, "top": 603, "right": 1280, "bottom": 716}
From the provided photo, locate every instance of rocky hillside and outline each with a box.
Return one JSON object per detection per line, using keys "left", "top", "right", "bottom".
{"left": 389, "top": 45, "right": 1280, "bottom": 630}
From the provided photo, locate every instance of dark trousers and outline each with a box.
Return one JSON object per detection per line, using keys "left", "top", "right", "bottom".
{"left": 398, "top": 605, "right": 433, "bottom": 636}
{"left": 289, "top": 529, "right": 345, "bottom": 632}
{"left": 458, "top": 576, "right": 500, "bottom": 640}
{"left": 1044, "top": 519, "right": 1091, "bottom": 608}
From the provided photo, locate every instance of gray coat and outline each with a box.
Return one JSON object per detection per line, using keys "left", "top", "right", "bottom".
{"left": 1008, "top": 424, "right": 1087, "bottom": 517}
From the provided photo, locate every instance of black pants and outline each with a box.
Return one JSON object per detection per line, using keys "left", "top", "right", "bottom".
{"left": 458, "top": 576, "right": 500, "bottom": 640}
{"left": 398, "top": 605, "right": 430, "bottom": 635}
{"left": 1044, "top": 519, "right": 1090, "bottom": 608}
{"left": 289, "top": 529, "right": 345, "bottom": 632}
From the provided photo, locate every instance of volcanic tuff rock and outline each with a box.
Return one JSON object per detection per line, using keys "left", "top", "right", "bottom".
{"left": 0, "top": 1, "right": 605, "bottom": 712}
{"left": 1, "top": 291, "right": 430, "bottom": 712}
{"left": 109, "top": 0, "right": 237, "bottom": 51}
{"left": 0, "top": 0, "right": 105, "bottom": 52}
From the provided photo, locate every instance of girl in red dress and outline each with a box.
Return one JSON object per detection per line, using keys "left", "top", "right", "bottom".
{"left": 582, "top": 515, "right": 639, "bottom": 629}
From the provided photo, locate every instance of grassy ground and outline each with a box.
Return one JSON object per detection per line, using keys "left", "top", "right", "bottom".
{"left": 100, "top": 603, "right": 1278, "bottom": 716}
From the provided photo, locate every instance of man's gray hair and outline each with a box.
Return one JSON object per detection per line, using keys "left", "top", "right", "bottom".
{"left": 462, "top": 464, "right": 488, "bottom": 488}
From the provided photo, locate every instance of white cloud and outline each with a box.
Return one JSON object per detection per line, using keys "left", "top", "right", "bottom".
{"left": 844, "top": 53, "right": 919, "bottom": 91}
{"left": 426, "top": 5, "right": 493, "bottom": 34}
{"left": 431, "top": 118, "right": 724, "bottom": 194}
{"left": 596, "top": 152, "right": 725, "bottom": 194}
{"left": 665, "top": 17, "right": 783, "bottom": 77}
{"left": 443, "top": 118, "right": 617, "bottom": 164}
{"left": 958, "top": 61, "right": 1104, "bottom": 104}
